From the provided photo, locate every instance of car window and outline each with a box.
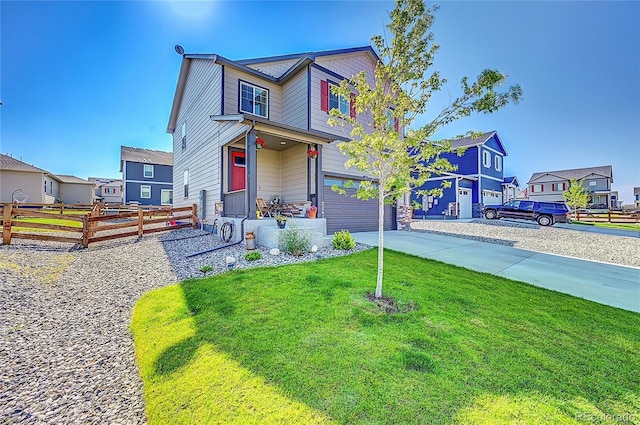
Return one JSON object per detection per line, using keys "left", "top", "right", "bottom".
{"left": 520, "top": 201, "right": 534, "bottom": 210}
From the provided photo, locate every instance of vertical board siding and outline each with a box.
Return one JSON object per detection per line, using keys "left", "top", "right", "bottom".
{"left": 172, "top": 60, "right": 225, "bottom": 215}
{"left": 281, "top": 143, "right": 308, "bottom": 202}
{"left": 223, "top": 67, "right": 282, "bottom": 123}
{"left": 246, "top": 59, "right": 299, "bottom": 78}
{"left": 0, "top": 171, "right": 44, "bottom": 203}
{"left": 281, "top": 70, "right": 308, "bottom": 129}
{"left": 257, "top": 149, "right": 281, "bottom": 199}
{"left": 484, "top": 134, "right": 506, "bottom": 155}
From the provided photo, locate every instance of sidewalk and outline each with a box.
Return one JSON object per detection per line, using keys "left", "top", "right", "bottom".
{"left": 352, "top": 231, "right": 640, "bottom": 313}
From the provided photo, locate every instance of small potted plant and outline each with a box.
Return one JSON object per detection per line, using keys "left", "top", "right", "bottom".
{"left": 275, "top": 214, "right": 287, "bottom": 229}
{"left": 307, "top": 148, "right": 319, "bottom": 159}
{"left": 307, "top": 205, "right": 318, "bottom": 218}
{"left": 256, "top": 137, "right": 267, "bottom": 149}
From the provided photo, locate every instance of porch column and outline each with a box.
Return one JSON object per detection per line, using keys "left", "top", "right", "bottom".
{"left": 246, "top": 130, "right": 258, "bottom": 218}
{"left": 316, "top": 144, "right": 323, "bottom": 217}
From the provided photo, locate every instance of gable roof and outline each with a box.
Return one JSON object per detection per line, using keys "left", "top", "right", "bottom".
{"left": 450, "top": 131, "right": 508, "bottom": 156}
{"left": 120, "top": 146, "right": 173, "bottom": 171}
{"left": 52, "top": 174, "right": 95, "bottom": 185}
{"left": 0, "top": 154, "right": 47, "bottom": 173}
{"left": 528, "top": 165, "right": 613, "bottom": 184}
{"left": 167, "top": 46, "right": 379, "bottom": 133}
{"left": 503, "top": 176, "right": 520, "bottom": 186}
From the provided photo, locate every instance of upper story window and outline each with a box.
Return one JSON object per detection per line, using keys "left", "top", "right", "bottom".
{"left": 240, "top": 81, "right": 268, "bottom": 118}
{"left": 482, "top": 150, "right": 491, "bottom": 168}
{"left": 551, "top": 183, "right": 566, "bottom": 192}
{"left": 143, "top": 164, "right": 154, "bottom": 178}
{"left": 588, "top": 180, "right": 597, "bottom": 191}
{"left": 321, "top": 80, "right": 356, "bottom": 119}
{"left": 531, "top": 184, "right": 544, "bottom": 193}
{"left": 181, "top": 122, "right": 187, "bottom": 151}
{"left": 330, "top": 83, "right": 350, "bottom": 115}
{"left": 494, "top": 155, "right": 502, "bottom": 171}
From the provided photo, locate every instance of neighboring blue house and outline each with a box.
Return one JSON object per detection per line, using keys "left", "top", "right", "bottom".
{"left": 412, "top": 131, "right": 515, "bottom": 219}
{"left": 120, "top": 146, "right": 173, "bottom": 206}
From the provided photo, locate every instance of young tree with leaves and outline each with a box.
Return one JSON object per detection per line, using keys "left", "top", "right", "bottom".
{"left": 563, "top": 179, "right": 590, "bottom": 215}
{"left": 328, "top": 0, "right": 522, "bottom": 299}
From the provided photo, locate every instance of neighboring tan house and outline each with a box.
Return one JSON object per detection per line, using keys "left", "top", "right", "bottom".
{"left": 166, "top": 46, "right": 399, "bottom": 234}
{"left": 634, "top": 187, "right": 640, "bottom": 208}
{"left": 411, "top": 131, "right": 516, "bottom": 219}
{"left": 52, "top": 174, "right": 95, "bottom": 204}
{"left": 89, "top": 177, "right": 123, "bottom": 204}
{"left": 1, "top": 154, "right": 95, "bottom": 204}
{"left": 120, "top": 146, "right": 173, "bottom": 206}
{"left": 526, "top": 165, "right": 614, "bottom": 208}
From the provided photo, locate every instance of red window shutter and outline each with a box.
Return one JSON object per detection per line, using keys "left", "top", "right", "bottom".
{"left": 394, "top": 117, "right": 399, "bottom": 132}
{"left": 320, "top": 80, "right": 329, "bottom": 112}
{"left": 541, "top": 184, "right": 544, "bottom": 192}
{"left": 530, "top": 185, "right": 535, "bottom": 193}
{"left": 563, "top": 183, "right": 566, "bottom": 190}
{"left": 350, "top": 93, "right": 356, "bottom": 118}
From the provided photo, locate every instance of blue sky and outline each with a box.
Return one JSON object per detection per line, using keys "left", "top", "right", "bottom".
{"left": 2, "top": 1, "right": 639, "bottom": 202}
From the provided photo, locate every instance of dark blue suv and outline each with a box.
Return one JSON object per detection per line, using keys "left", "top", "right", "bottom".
{"left": 483, "top": 200, "right": 570, "bottom": 226}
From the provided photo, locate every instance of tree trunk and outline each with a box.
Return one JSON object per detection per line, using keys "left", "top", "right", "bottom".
{"left": 375, "top": 183, "right": 385, "bottom": 298}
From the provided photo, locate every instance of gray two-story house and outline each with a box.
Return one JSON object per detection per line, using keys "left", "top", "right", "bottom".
{"left": 166, "top": 46, "right": 399, "bottom": 235}
{"left": 120, "top": 146, "right": 173, "bottom": 206}
{"left": 526, "top": 165, "right": 614, "bottom": 208}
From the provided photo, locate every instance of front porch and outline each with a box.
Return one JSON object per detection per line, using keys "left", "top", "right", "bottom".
{"left": 213, "top": 116, "right": 332, "bottom": 220}
{"left": 245, "top": 217, "right": 330, "bottom": 249}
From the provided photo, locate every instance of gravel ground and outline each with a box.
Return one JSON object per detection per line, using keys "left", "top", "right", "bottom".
{"left": 409, "top": 219, "right": 640, "bottom": 268}
{"left": 0, "top": 228, "right": 367, "bottom": 424}
{"left": 2, "top": 220, "right": 637, "bottom": 423}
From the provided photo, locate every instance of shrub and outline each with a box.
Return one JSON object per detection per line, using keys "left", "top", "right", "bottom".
{"left": 200, "top": 265, "right": 213, "bottom": 273}
{"left": 332, "top": 229, "right": 355, "bottom": 250}
{"left": 279, "top": 220, "right": 311, "bottom": 256}
{"left": 244, "top": 251, "right": 261, "bottom": 261}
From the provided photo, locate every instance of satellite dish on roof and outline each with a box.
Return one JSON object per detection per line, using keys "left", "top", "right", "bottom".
{"left": 175, "top": 45, "right": 185, "bottom": 55}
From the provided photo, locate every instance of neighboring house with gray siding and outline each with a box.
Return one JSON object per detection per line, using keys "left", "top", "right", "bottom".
{"left": 526, "top": 165, "right": 614, "bottom": 208}
{"left": 1, "top": 154, "right": 95, "bottom": 204}
{"left": 120, "top": 146, "right": 173, "bottom": 206}
{"left": 167, "top": 46, "right": 398, "bottom": 234}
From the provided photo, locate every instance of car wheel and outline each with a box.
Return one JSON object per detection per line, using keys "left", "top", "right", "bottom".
{"left": 484, "top": 210, "right": 497, "bottom": 220}
{"left": 537, "top": 215, "right": 552, "bottom": 226}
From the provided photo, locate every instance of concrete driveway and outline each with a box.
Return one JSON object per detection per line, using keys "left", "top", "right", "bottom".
{"left": 352, "top": 231, "right": 640, "bottom": 313}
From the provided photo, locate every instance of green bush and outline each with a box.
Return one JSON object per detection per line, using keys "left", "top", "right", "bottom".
{"left": 279, "top": 220, "right": 311, "bottom": 256}
{"left": 200, "top": 265, "right": 213, "bottom": 273}
{"left": 332, "top": 229, "right": 356, "bottom": 250}
{"left": 244, "top": 251, "right": 261, "bottom": 261}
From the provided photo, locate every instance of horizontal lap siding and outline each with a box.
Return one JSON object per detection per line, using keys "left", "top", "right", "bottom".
{"left": 59, "top": 184, "right": 94, "bottom": 205}
{"left": 281, "top": 144, "right": 307, "bottom": 202}
{"left": 0, "top": 171, "right": 44, "bottom": 203}
{"left": 224, "top": 68, "right": 282, "bottom": 123}
{"left": 173, "top": 60, "right": 225, "bottom": 215}
{"left": 257, "top": 149, "right": 281, "bottom": 200}
{"left": 281, "top": 70, "right": 308, "bottom": 129}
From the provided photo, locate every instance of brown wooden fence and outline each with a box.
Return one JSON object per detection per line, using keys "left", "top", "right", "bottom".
{"left": 1, "top": 203, "right": 198, "bottom": 248}
{"left": 571, "top": 211, "right": 640, "bottom": 224}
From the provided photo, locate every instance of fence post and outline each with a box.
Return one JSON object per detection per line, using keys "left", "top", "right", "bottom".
{"left": 608, "top": 210, "right": 611, "bottom": 223}
{"left": 577, "top": 211, "right": 580, "bottom": 222}
{"left": 192, "top": 204, "right": 198, "bottom": 228}
{"left": 82, "top": 215, "right": 89, "bottom": 248}
{"left": 3, "top": 204, "right": 13, "bottom": 245}
{"left": 138, "top": 209, "right": 144, "bottom": 238}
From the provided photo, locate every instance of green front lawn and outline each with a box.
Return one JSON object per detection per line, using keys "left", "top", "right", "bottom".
{"left": 572, "top": 221, "right": 640, "bottom": 232}
{"left": 131, "top": 249, "right": 639, "bottom": 424}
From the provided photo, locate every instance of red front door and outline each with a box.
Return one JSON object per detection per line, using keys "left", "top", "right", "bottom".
{"left": 230, "top": 151, "right": 246, "bottom": 191}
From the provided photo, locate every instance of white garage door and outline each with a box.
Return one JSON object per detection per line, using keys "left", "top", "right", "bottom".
{"left": 458, "top": 189, "right": 472, "bottom": 219}
{"left": 483, "top": 191, "right": 502, "bottom": 206}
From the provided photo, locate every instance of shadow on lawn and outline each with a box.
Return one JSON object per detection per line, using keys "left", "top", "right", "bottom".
{"left": 148, "top": 251, "right": 640, "bottom": 424}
